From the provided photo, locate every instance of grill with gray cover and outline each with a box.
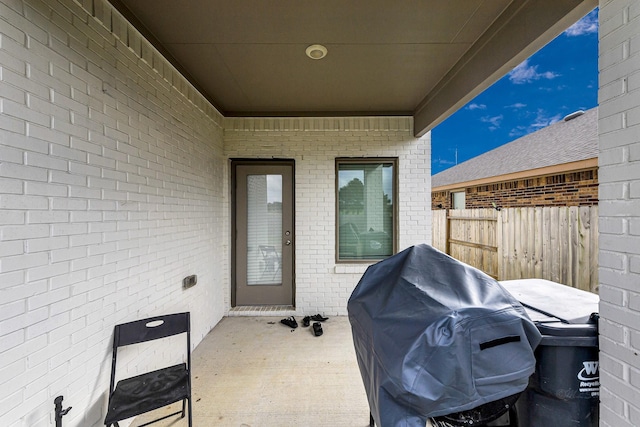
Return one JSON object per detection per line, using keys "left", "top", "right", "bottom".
{"left": 348, "top": 245, "right": 542, "bottom": 426}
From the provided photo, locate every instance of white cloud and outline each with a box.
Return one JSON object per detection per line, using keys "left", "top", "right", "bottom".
{"left": 508, "top": 109, "right": 563, "bottom": 137}
{"left": 509, "top": 126, "right": 527, "bottom": 138}
{"left": 434, "top": 158, "right": 456, "bottom": 167}
{"left": 507, "top": 103, "right": 527, "bottom": 109}
{"left": 467, "top": 103, "right": 487, "bottom": 110}
{"left": 509, "top": 59, "right": 560, "bottom": 84}
{"left": 530, "top": 110, "right": 562, "bottom": 129}
{"left": 565, "top": 10, "right": 598, "bottom": 37}
{"left": 480, "top": 114, "right": 504, "bottom": 131}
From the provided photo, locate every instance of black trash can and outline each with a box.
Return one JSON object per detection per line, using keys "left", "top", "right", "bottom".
{"left": 500, "top": 279, "right": 599, "bottom": 427}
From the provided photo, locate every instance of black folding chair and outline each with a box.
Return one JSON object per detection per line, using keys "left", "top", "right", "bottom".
{"left": 259, "top": 245, "right": 281, "bottom": 279}
{"left": 104, "top": 312, "right": 192, "bottom": 427}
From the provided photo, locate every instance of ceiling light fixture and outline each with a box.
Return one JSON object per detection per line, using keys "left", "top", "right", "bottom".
{"left": 306, "top": 44, "right": 328, "bottom": 60}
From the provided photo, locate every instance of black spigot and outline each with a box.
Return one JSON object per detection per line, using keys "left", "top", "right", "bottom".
{"left": 54, "top": 396, "right": 72, "bottom": 427}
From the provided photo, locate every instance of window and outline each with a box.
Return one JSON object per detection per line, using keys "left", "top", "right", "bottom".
{"left": 452, "top": 191, "right": 465, "bottom": 209}
{"left": 336, "top": 158, "right": 396, "bottom": 261}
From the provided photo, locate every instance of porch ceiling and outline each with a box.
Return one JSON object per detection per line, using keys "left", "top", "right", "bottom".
{"left": 108, "top": 0, "right": 597, "bottom": 136}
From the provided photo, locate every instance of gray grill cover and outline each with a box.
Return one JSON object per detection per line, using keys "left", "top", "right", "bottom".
{"left": 348, "top": 244, "right": 541, "bottom": 427}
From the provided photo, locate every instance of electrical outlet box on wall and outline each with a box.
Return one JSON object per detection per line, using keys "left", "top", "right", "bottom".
{"left": 183, "top": 275, "right": 197, "bottom": 289}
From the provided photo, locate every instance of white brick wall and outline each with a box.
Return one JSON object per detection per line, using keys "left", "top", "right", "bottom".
{"left": 1, "top": 0, "right": 432, "bottom": 424}
{"left": 0, "top": 0, "right": 227, "bottom": 425}
{"left": 224, "top": 117, "right": 431, "bottom": 316}
{"left": 598, "top": 1, "right": 640, "bottom": 425}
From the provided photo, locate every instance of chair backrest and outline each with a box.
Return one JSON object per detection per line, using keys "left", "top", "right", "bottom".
{"left": 259, "top": 245, "right": 279, "bottom": 260}
{"left": 113, "top": 312, "right": 190, "bottom": 348}
{"left": 109, "top": 312, "right": 191, "bottom": 396}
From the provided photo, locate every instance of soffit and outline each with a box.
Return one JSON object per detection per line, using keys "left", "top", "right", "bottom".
{"left": 109, "top": 0, "right": 597, "bottom": 135}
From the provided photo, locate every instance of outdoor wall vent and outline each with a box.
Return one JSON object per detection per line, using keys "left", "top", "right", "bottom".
{"left": 563, "top": 110, "right": 585, "bottom": 121}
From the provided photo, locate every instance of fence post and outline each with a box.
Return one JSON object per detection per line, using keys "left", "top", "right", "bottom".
{"left": 444, "top": 209, "right": 450, "bottom": 255}
{"left": 497, "top": 209, "right": 503, "bottom": 280}
{"left": 431, "top": 206, "right": 598, "bottom": 292}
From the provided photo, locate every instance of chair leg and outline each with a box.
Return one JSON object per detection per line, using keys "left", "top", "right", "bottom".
{"left": 188, "top": 397, "right": 193, "bottom": 427}
{"left": 181, "top": 398, "right": 186, "bottom": 418}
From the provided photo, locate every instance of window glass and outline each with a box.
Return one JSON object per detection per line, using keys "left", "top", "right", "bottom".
{"left": 337, "top": 160, "right": 395, "bottom": 260}
{"left": 452, "top": 191, "right": 465, "bottom": 209}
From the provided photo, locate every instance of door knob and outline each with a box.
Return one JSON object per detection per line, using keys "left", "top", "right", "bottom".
{"left": 285, "top": 240, "right": 291, "bottom": 246}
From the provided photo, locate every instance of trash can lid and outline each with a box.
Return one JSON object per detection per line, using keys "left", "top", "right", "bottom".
{"left": 500, "top": 279, "right": 599, "bottom": 324}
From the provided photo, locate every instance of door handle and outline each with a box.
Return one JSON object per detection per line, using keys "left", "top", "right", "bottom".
{"left": 285, "top": 240, "right": 291, "bottom": 246}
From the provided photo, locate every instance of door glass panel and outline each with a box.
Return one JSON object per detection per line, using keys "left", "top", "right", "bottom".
{"left": 247, "top": 174, "right": 282, "bottom": 285}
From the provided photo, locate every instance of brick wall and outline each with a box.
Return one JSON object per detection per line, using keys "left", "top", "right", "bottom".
{"left": 0, "top": 0, "right": 227, "bottom": 425}
{"left": 431, "top": 168, "right": 598, "bottom": 210}
{"left": 0, "top": 0, "right": 433, "bottom": 424}
{"left": 598, "top": 1, "right": 640, "bottom": 426}
{"left": 225, "top": 117, "right": 431, "bottom": 316}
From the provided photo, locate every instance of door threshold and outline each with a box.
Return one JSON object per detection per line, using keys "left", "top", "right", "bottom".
{"left": 228, "top": 305, "right": 296, "bottom": 317}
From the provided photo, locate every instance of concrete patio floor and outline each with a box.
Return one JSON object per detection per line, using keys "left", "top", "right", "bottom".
{"left": 130, "top": 316, "right": 373, "bottom": 427}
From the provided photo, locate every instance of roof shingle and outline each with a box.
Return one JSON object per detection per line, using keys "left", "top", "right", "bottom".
{"left": 432, "top": 107, "right": 598, "bottom": 188}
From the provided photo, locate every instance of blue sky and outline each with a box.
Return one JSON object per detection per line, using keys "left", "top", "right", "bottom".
{"left": 431, "top": 8, "right": 599, "bottom": 175}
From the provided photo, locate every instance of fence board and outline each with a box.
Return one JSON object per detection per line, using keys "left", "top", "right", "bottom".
{"left": 550, "top": 207, "right": 561, "bottom": 283}
{"left": 542, "top": 208, "right": 551, "bottom": 281}
{"left": 497, "top": 208, "right": 504, "bottom": 279}
{"left": 534, "top": 207, "right": 543, "bottom": 278}
{"left": 577, "top": 206, "right": 590, "bottom": 293}
{"left": 590, "top": 206, "right": 599, "bottom": 292}
{"left": 432, "top": 206, "right": 598, "bottom": 293}
{"left": 446, "top": 209, "right": 498, "bottom": 278}
{"left": 570, "top": 206, "right": 579, "bottom": 289}
{"left": 432, "top": 210, "right": 447, "bottom": 252}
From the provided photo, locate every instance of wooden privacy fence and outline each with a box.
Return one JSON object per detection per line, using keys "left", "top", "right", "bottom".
{"left": 432, "top": 206, "right": 599, "bottom": 293}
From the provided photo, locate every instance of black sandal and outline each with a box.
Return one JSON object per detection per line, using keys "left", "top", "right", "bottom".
{"left": 302, "top": 316, "right": 311, "bottom": 327}
{"left": 310, "top": 314, "right": 328, "bottom": 322}
{"left": 280, "top": 316, "right": 298, "bottom": 328}
{"left": 313, "top": 322, "right": 323, "bottom": 336}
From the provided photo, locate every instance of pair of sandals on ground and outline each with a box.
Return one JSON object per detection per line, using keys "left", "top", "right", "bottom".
{"left": 281, "top": 314, "right": 328, "bottom": 336}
